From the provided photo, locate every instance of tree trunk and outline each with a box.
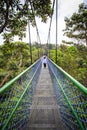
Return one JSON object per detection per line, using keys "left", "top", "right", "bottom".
{"left": 0, "top": 1, "right": 9, "bottom": 33}
{"left": 0, "top": 74, "right": 10, "bottom": 88}
{"left": 18, "top": 53, "right": 23, "bottom": 68}
{"left": 86, "top": 37, "right": 87, "bottom": 46}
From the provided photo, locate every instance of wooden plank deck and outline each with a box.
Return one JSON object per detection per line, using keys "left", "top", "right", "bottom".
{"left": 27, "top": 65, "right": 64, "bottom": 130}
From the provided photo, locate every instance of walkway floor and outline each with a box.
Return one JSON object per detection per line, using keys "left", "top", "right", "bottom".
{"left": 27, "top": 65, "right": 64, "bottom": 130}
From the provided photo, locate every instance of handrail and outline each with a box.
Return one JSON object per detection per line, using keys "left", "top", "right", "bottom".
{"left": 48, "top": 58, "right": 87, "bottom": 94}
{"left": 0, "top": 59, "right": 41, "bottom": 130}
{"left": 0, "top": 59, "right": 40, "bottom": 94}
{"left": 48, "top": 58, "right": 87, "bottom": 130}
{"left": 2, "top": 60, "right": 41, "bottom": 130}
{"left": 49, "top": 64, "right": 84, "bottom": 130}
{"left": 0, "top": 58, "right": 86, "bottom": 130}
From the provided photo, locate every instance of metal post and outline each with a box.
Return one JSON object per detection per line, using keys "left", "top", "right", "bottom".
{"left": 47, "top": 0, "right": 55, "bottom": 58}
{"left": 37, "top": 36, "right": 39, "bottom": 59}
{"left": 28, "top": 18, "right": 32, "bottom": 64}
{"left": 56, "top": 0, "right": 58, "bottom": 63}
{"left": 26, "top": 0, "right": 32, "bottom": 64}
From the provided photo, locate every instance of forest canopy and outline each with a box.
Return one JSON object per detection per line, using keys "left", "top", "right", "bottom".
{"left": 0, "top": 2, "right": 87, "bottom": 88}
{"left": 63, "top": 3, "right": 87, "bottom": 46}
{"left": 0, "top": 0, "right": 52, "bottom": 40}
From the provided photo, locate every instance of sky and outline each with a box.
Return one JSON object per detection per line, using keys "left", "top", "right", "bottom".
{"left": 0, "top": 0, "right": 86, "bottom": 45}
{"left": 23, "top": 0, "right": 84, "bottom": 45}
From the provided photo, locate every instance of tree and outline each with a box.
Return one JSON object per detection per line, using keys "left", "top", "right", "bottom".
{"left": 0, "top": 0, "right": 52, "bottom": 36}
{"left": 63, "top": 3, "right": 87, "bottom": 45}
{"left": 2, "top": 33, "right": 13, "bottom": 43}
{"left": 0, "top": 41, "right": 31, "bottom": 87}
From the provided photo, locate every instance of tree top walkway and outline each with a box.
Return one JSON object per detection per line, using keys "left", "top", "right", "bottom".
{"left": 0, "top": 58, "right": 87, "bottom": 130}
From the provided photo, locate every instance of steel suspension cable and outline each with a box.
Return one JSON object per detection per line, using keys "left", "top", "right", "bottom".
{"left": 47, "top": 0, "right": 55, "bottom": 44}
{"left": 47, "top": 0, "right": 55, "bottom": 57}
{"left": 56, "top": 0, "right": 58, "bottom": 63}
{"left": 25, "top": 0, "right": 32, "bottom": 64}
{"left": 35, "top": 20, "right": 42, "bottom": 58}
{"left": 28, "top": 19, "right": 32, "bottom": 64}
{"left": 29, "top": 1, "right": 42, "bottom": 58}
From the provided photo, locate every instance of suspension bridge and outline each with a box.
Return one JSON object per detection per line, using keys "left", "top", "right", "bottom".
{"left": 0, "top": 0, "right": 87, "bottom": 130}
{"left": 0, "top": 58, "right": 87, "bottom": 130}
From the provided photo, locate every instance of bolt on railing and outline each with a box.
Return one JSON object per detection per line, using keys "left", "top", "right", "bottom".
{"left": 48, "top": 58, "right": 87, "bottom": 130}
{"left": 0, "top": 59, "right": 41, "bottom": 130}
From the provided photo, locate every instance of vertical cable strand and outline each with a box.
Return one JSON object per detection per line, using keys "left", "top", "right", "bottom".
{"left": 56, "top": 0, "right": 58, "bottom": 63}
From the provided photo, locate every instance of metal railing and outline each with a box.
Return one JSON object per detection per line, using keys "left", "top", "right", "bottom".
{"left": 48, "top": 58, "right": 87, "bottom": 130}
{"left": 0, "top": 59, "right": 41, "bottom": 130}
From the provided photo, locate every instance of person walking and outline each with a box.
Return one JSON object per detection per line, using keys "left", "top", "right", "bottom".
{"left": 42, "top": 56, "right": 47, "bottom": 68}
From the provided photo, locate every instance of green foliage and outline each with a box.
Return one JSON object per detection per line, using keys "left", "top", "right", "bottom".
{"left": 50, "top": 44, "right": 87, "bottom": 87}
{"left": 0, "top": 0, "right": 52, "bottom": 40}
{"left": 0, "top": 41, "right": 43, "bottom": 87}
{"left": 0, "top": 42, "right": 28, "bottom": 86}
{"left": 0, "top": 41, "right": 87, "bottom": 89}
{"left": 7, "top": 60, "right": 19, "bottom": 70}
{"left": 63, "top": 3, "right": 87, "bottom": 45}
